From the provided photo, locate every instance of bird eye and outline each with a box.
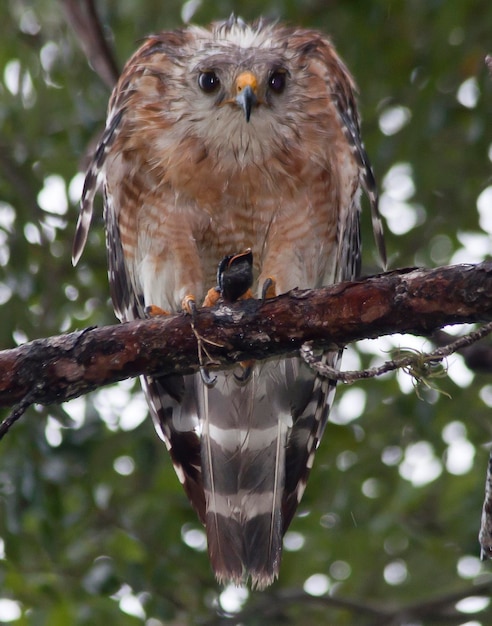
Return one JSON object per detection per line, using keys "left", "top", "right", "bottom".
{"left": 268, "top": 70, "right": 287, "bottom": 94}
{"left": 198, "top": 71, "right": 220, "bottom": 93}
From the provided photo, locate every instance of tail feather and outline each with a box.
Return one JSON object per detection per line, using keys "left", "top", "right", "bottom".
{"left": 282, "top": 351, "right": 340, "bottom": 530}
{"left": 200, "top": 372, "right": 244, "bottom": 584}
{"left": 200, "top": 365, "right": 288, "bottom": 587}
{"left": 243, "top": 513, "right": 283, "bottom": 589}
{"left": 241, "top": 413, "right": 286, "bottom": 588}
{"left": 142, "top": 375, "right": 206, "bottom": 523}
{"left": 205, "top": 511, "right": 244, "bottom": 585}
{"left": 144, "top": 354, "right": 339, "bottom": 588}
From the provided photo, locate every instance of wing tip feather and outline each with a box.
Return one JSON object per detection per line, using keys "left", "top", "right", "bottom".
{"left": 369, "top": 193, "right": 387, "bottom": 270}
{"left": 71, "top": 206, "right": 92, "bottom": 266}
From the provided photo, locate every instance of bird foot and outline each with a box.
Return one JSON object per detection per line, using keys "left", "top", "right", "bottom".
{"left": 185, "top": 251, "right": 256, "bottom": 386}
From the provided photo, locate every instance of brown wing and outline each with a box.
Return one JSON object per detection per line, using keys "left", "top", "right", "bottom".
{"left": 275, "top": 26, "right": 385, "bottom": 531}
{"left": 72, "top": 29, "right": 208, "bottom": 525}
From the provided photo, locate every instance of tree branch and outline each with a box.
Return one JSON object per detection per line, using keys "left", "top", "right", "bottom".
{"left": 1, "top": 263, "right": 491, "bottom": 412}
{"left": 301, "top": 321, "right": 492, "bottom": 383}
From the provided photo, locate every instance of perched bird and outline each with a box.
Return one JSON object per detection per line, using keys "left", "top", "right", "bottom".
{"left": 73, "top": 16, "right": 385, "bottom": 589}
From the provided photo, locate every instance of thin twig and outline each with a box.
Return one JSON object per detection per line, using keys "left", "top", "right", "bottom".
{"left": 301, "top": 321, "right": 492, "bottom": 383}
{"left": 0, "top": 385, "right": 42, "bottom": 440}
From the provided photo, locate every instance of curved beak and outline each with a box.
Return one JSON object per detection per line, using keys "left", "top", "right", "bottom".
{"left": 235, "top": 71, "right": 258, "bottom": 122}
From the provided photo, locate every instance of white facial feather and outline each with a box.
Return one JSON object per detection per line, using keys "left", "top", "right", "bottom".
{"left": 190, "top": 19, "right": 277, "bottom": 50}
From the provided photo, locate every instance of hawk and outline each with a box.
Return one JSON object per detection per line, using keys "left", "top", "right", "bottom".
{"left": 73, "top": 16, "right": 385, "bottom": 589}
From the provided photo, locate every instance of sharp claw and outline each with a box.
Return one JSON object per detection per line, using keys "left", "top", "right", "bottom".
{"left": 200, "top": 366, "right": 217, "bottom": 387}
{"left": 182, "top": 295, "right": 197, "bottom": 317}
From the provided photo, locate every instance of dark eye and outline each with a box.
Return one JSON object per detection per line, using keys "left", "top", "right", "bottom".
{"left": 198, "top": 71, "right": 220, "bottom": 93}
{"left": 268, "top": 70, "right": 287, "bottom": 94}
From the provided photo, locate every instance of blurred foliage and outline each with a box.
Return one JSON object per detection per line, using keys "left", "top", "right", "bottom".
{"left": 0, "top": 1, "right": 491, "bottom": 624}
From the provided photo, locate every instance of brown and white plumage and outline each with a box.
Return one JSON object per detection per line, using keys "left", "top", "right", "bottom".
{"left": 73, "top": 16, "right": 385, "bottom": 589}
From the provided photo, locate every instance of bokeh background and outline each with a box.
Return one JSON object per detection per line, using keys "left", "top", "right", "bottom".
{"left": 0, "top": 1, "right": 491, "bottom": 624}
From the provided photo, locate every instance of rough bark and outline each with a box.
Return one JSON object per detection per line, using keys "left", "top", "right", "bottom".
{"left": 1, "top": 262, "right": 491, "bottom": 409}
